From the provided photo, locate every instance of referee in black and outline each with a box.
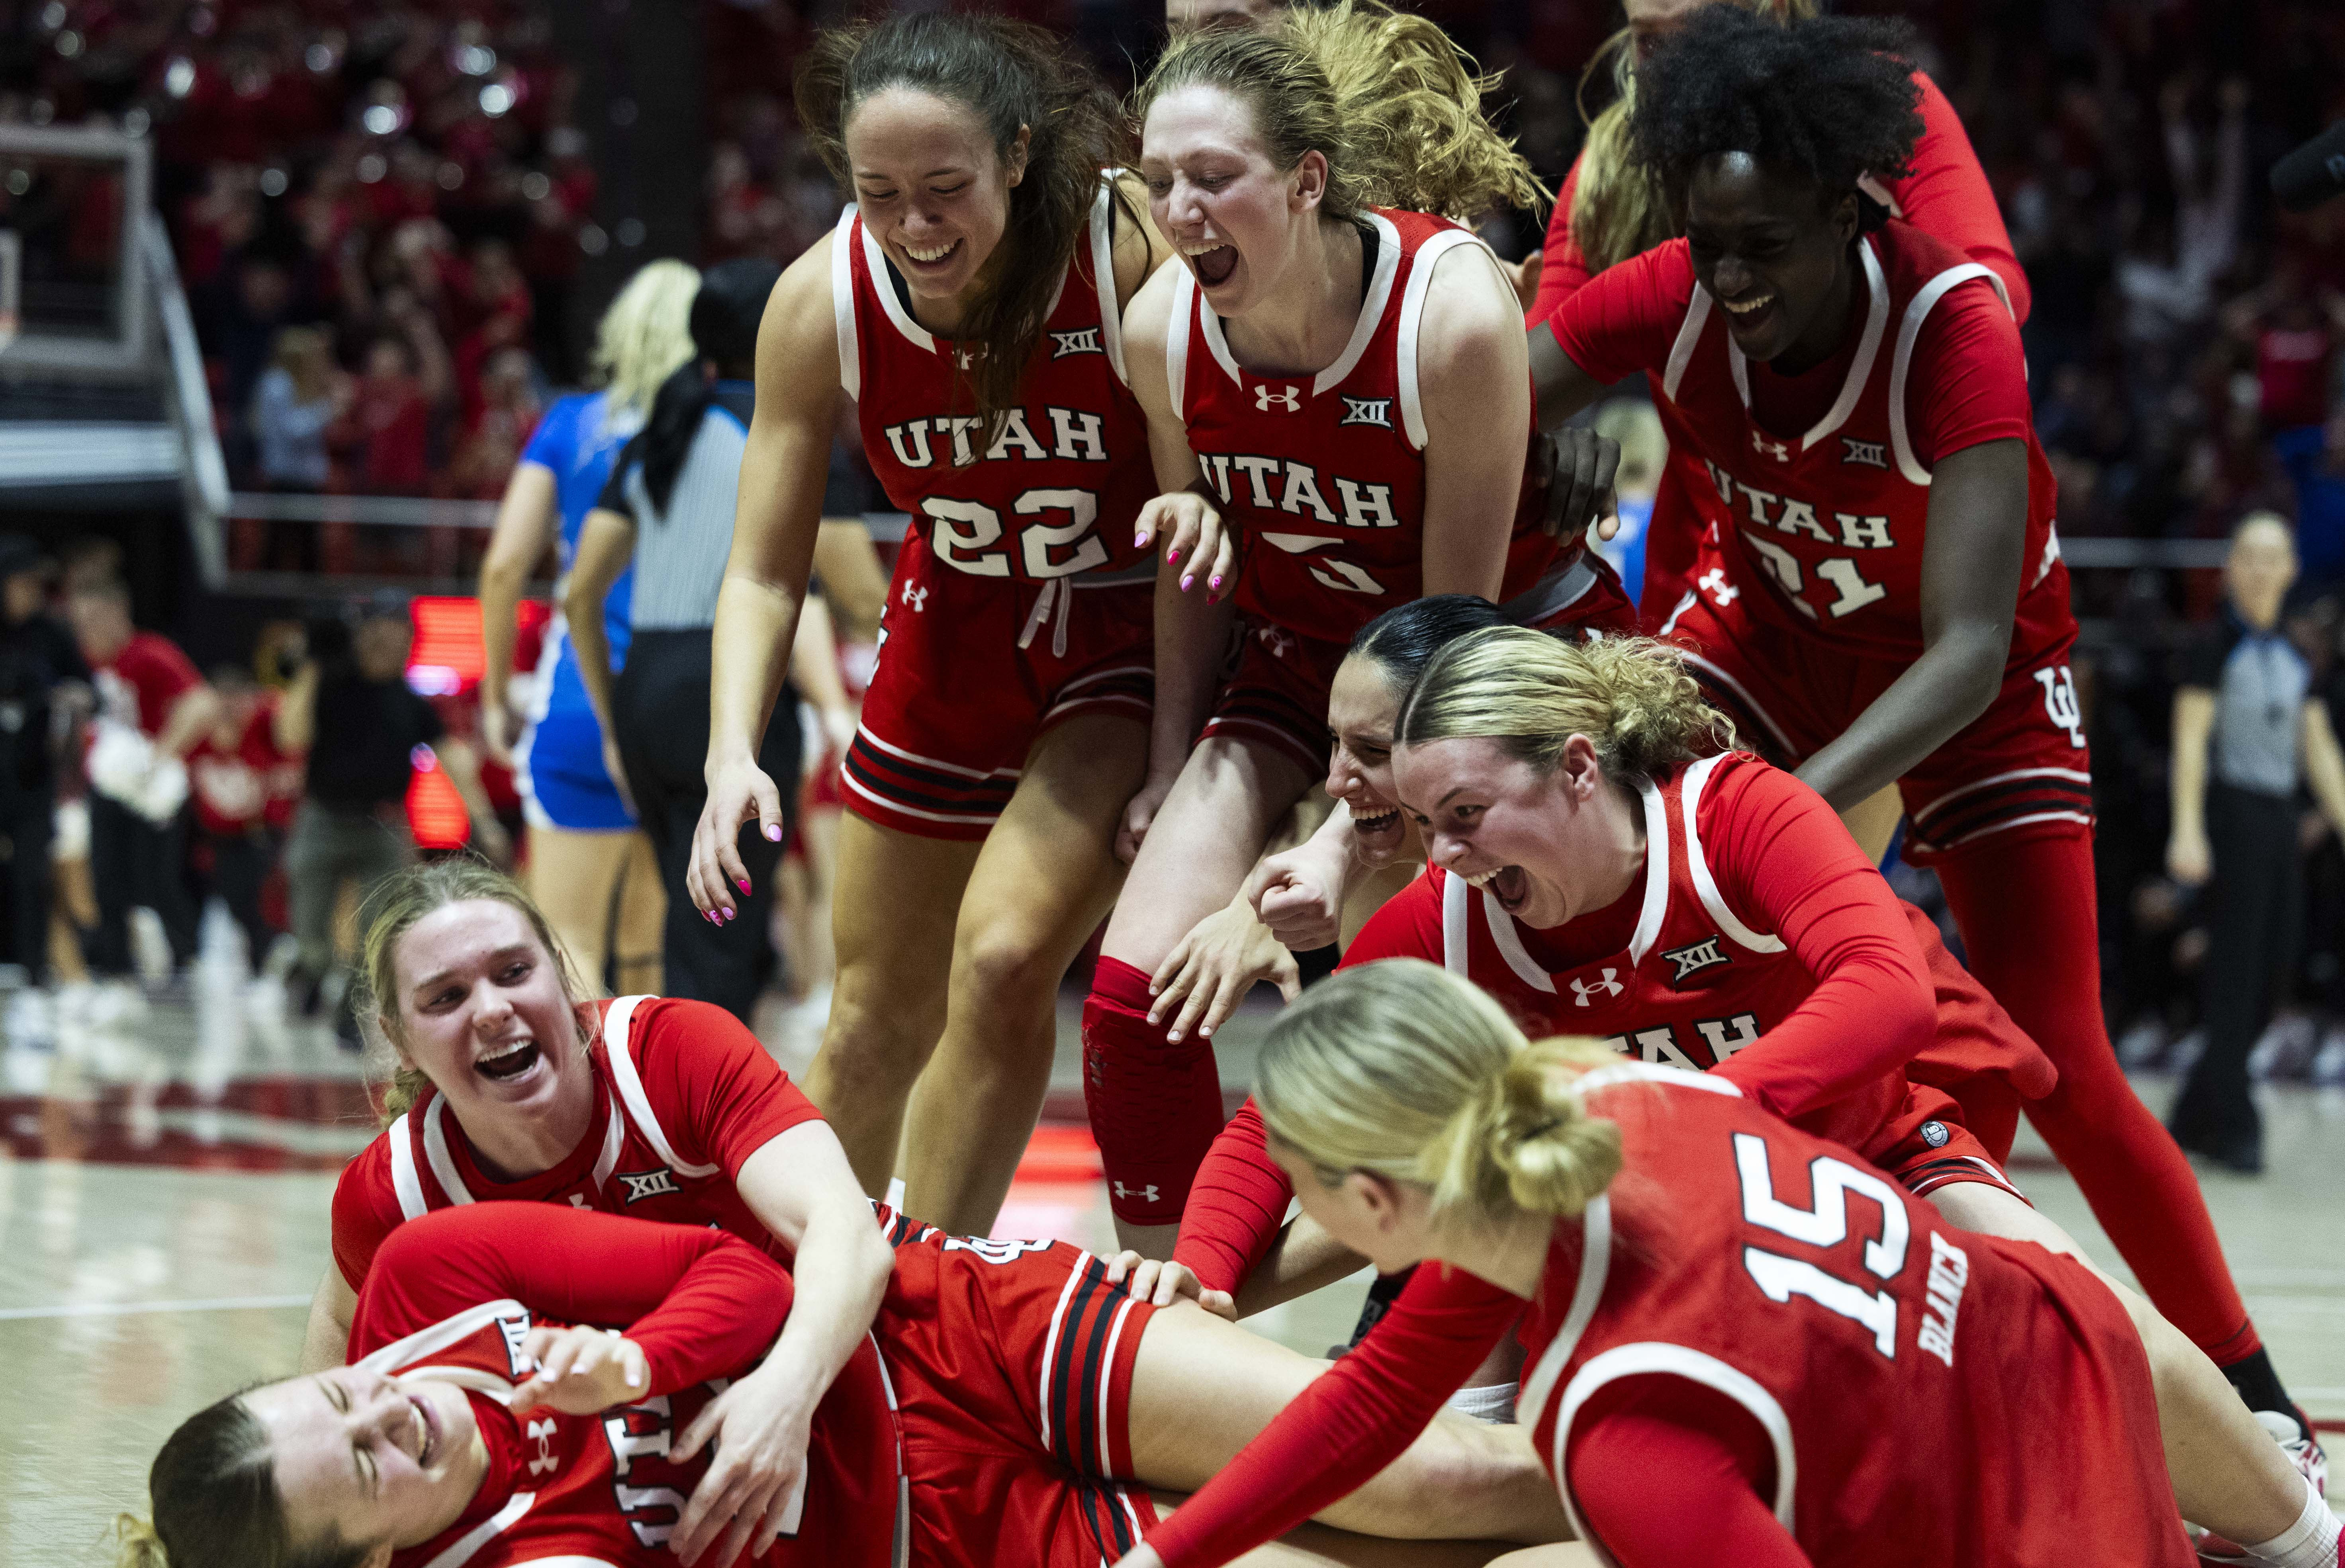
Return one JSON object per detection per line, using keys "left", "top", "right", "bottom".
{"left": 2166, "top": 511, "right": 2345, "bottom": 1171}
{"left": 567, "top": 258, "right": 801, "bottom": 1022}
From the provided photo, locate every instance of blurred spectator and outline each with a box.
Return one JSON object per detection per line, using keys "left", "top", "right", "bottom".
{"left": 328, "top": 312, "right": 447, "bottom": 495}
{"left": 66, "top": 579, "right": 218, "bottom": 1000}
{"left": 2166, "top": 515, "right": 2345, "bottom": 1170}
{"left": 277, "top": 592, "right": 506, "bottom": 1043}
{"left": 2223, "top": 265, "right": 2345, "bottom": 436}
{"left": 445, "top": 343, "right": 542, "bottom": 499}
{"left": 0, "top": 537, "right": 86, "bottom": 998}
{"left": 188, "top": 664, "right": 301, "bottom": 975}
{"left": 2275, "top": 403, "right": 2345, "bottom": 593}
{"left": 251, "top": 326, "right": 347, "bottom": 489}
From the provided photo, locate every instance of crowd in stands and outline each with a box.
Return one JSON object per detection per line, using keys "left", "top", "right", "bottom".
{"left": 0, "top": 0, "right": 2340, "bottom": 1075}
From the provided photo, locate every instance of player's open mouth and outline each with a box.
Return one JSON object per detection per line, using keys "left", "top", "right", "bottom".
{"left": 409, "top": 1391, "right": 440, "bottom": 1467}
{"left": 476, "top": 1038, "right": 540, "bottom": 1083}
{"left": 1719, "top": 293, "right": 1776, "bottom": 336}
{"left": 1353, "top": 803, "right": 1401, "bottom": 835}
{"left": 1466, "top": 865, "right": 1529, "bottom": 911}
{"left": 899, "top": 237, "right": 961, "bottom": 272}
{"left": 1184, "top": 241, "right": 1238, "bottom": 287}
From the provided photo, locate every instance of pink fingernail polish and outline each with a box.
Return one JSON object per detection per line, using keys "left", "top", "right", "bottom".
{"left": 1166, "top": 546, "right": 1181, "bottom": 565}
{"left": 763, "top": 824, "right": 783, "bottom": 842}
{"left": 1180, "top": 574, "right": 1194, "bottom": 591}
{"left": 737, "top": 878, "right": 752, "bottom": 893}
{"left": 1210, "top": 574, "right": 1222, "bottom": 589}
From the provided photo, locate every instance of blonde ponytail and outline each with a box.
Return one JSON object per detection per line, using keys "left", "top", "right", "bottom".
{"left": 1564, "top": 0, "right": 1820, "bottom": 280}
{"left": 1397, "top": 626, "right": 1732, "bottom": 786}
{"left": 1137, "top": 0, "right": 1548, "bottom": 222}
{"left": 1255, "top": 959, "right": 1623, "bottom": 1225}
{"left": 588, "top": 259, "right": 700, "bottom": 422}
{"left": 113, "top": 1516, "right": 170, "bottom": 1568}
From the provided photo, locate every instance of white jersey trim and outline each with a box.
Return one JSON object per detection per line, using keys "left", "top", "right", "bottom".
{"left": 388, "top": 1112, "right": 429, "bottom": 1220}
{"left": 1680, "top": 754, "right": 1786, "bottom": 954}
{"left": 1089, "top": 177, "right": 1129, "bottom": 388}
{"left": 832, "top": 204, "right": 861, "bottom": 399}
{"left": 1036, "top": 1249, "right": 1094, "bottom": 1453}
{"left": 1724, "top": 236, "right": 1888, "bottom": 454}
{"left": 354, "top": 1297, "right": 530, "bottom": 1380}
{"left": 1552, "top": 1342, "right": 1797, "bottom": 1562}
{"left": 858, "top": 219, "right": 937, "bottom": 356}
{"left": 601, "top": 994, "right": 722, "bottom": 1179}
{"left": 1629, "top": 779, "right": 1671, "bottom": 963}
{"left": 422, "top": 1489, "right": 538, "bottom": 1568}
{"left": 590, "top": 1083, "right": 626, "bottom": 1196}
{"left": 1517, "top": 1191, "right": 1612, "bottom": 1440}
{"left": 1482, "top": 885, "right": 1558, "bottom": 995}
{"left": 1441, "top": 868, "right": 1472, "bottom": 980}
{"left": 1660, "top": 286, "right": 1712, "bottom": 405}
{"left": 1167, "top": 262, "right": 1194, "bottom": 421}
{"left": 1887, "top": 262, "right": 2010, "bottom": 486}
{"left": 1575, "top": 1059, "right": 1746, "bottom": 1100}
{"left": 422, "top": 1098, "right": 478, "bottom": 1206}
{"left": 1193, "top": 212, "right": 1402, "bottom": 399}
{"left": 1396, "top": 227, "right": 1482, "bottom": 450}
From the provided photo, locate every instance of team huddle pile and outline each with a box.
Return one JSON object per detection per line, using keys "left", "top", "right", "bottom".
{"left": 119, "top": 5, "right": 2340, "bottom": 1568}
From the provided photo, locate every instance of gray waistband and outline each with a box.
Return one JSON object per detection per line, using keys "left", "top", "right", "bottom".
{"left": 1499, "top": 550, "right": 1600, "bottom": 626}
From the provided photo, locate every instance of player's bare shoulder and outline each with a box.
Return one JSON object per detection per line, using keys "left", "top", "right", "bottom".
{"left": 1415, "top": 237, "right": 1530, "bottom": 397}
{"left": 754, "top": 225, "right": 846, "bottom": 420}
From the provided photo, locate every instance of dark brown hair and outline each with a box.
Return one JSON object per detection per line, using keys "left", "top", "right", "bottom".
{"left": 797, "top": 12, "right": 1136, "bottom": 433}
{"left": 116, "top": 1390, "right": 369, "bottom": 1568}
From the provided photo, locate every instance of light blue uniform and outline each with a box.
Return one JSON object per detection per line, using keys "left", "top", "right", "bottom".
{"left": 513, "top": 390, "right": 641, "bottom": 832}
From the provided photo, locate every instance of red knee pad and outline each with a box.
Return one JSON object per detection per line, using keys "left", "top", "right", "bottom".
{"left": 1082, "top": 957, "right": 1229, "bottom": 1227}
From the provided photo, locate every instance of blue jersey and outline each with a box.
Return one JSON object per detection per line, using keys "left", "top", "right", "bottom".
{"left": 513, "top": 390, "right": 644, "bottom": 831}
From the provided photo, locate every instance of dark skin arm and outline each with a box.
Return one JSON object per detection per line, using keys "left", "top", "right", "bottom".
{"left": 1794, "top": 437, "right": 2027, "bottom": 809}
{"left": 1527, "top": 323, "right": 1622, "bottom": 539}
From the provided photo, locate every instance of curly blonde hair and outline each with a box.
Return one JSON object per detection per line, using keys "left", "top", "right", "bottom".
{"left": 1256, "top": 959, "right": 1625, "bottom": 1223}
{"left": 1398, "top": 626, "right": 1733, "bottom": 786}
{"left": 1137, "top": 0, "right": 1549, "bottom": 222}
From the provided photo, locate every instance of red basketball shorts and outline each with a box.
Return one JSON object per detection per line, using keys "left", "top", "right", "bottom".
{"left": 1861, "top": 1080, "right": 2030, "bottom": 1204}
{"left": 1198, "top": 550, "right": 1644, "bottom": 779}
{"left": 1659, "top": 581, "right": 2094, "bottom": 860}
{"left": 846, "top": 530, "right": 1155, "bottom": 841}
{"left": 876, "top": 1214, "right": 1161, "bottom": 1567}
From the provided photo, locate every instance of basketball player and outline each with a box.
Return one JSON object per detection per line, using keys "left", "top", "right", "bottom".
{"left": 687, "top": 13, "right": 1171, "bottom": 1236}
{"left": 1084, "top": 0, "right": 1633, "bottom": 1254}
{"left": 1528, "top": 6, "right": 2320, "bottom": 1460}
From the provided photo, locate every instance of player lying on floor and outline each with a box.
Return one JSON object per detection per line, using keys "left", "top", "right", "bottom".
{"left": 1116, "top": 963, "right": 2342, "bottom": 1568}
{"left": 117, "top": 1203, "right": 1574, "bottom": 1568}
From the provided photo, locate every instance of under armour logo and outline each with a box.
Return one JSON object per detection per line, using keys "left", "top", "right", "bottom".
{"left": 1698, "top": 566, "right": 1740, "bottom": 606}
{"left": 1340, "top": 395, "right": 1392, "bottom": 428}
{"left": 1050, "top": 328, "right": 1103, "bottom": 358}
{"left": 526, "top": 1417, "right": 558, "bottom": 1476}
{"left": 2033, "top": 665, "right": 2086, "bottom": 750}
{"left": 566, "top": 1193, "right": 590, "bottom": 1208}
{"left": 1112, "top": 1181, "right": 1161, "bottom": 1203}
{"left": 901, "top": 583, "right": 929, "bottom": 613}
{"left": 1569, "top": 968, "right": 1625, "bottom": 1006}
{"left": 1662, "top": 936, "right": 1728, "bottom": 984}
{"left": 619, "top": 1168, "right": 681, "bottom": 1204}
{"left": 952, "top": 346, "right": 983, "bottom": 370}
{"left": 1841, "top": 437, "right": 1888, "bottom": 468}
{"left": 1254, "top": 383, "right": 1302, "bottom": 413}
{"left": 1751, "top": 430, "right": 1790, "bottom": 462}
{"left": 1256, "top": 625, "right": 1297, "bottom": 660}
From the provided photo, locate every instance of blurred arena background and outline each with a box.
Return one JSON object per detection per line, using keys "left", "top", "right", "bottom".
{"left": 0, "top": 0, "right": 2337, "bottom": 1561}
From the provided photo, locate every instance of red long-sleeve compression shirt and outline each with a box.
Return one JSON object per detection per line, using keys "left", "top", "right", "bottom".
{"left": 351, "top": 1203, "right": 794, "bottom": 1392}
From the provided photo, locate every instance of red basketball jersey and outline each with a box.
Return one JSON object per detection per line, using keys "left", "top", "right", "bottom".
{"left": 1169, "top": 208, "right": 1564, "bottom": 646}
{"left": 836, "top": 181, "right": 1157, "bottom": 585}
{"left": 362, "top": 1244, "right": 900, "bottom": 1567}
{"left": 1401, "top": 752, "right": 1906, "bottom": 1156}
{"left": 1597, "top": 223, "right": 2069, "bottom": 661}
{"left": 333, "top": 995, "right": 824, "bottom": 1288}
{"left": 1516, "top": 1065, "right": 2192, "bottom": 1568}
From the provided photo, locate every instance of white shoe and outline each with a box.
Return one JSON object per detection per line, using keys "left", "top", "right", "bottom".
{"left": 2189, "top": 1414, "right": 2329, "bottom": 1564}
{"left": 2117, "top": 1016, "right": 2169, "bottom": 1070}
{"left": 4, "top": 987, "right": 55, "bottom": 1049}
{"left": 2168, "top": 1029, "right": 2208, "bottom": 1075}
{"left": 2248, "top": 1015, "right": 2318, "bottom": 1082}
{"left": 2312, "top": 1028, "right": 2345, "bottom": 1088}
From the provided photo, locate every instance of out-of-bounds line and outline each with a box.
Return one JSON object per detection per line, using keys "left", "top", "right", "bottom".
{"left": 0, "top": 1293, "right": 312, "bottom": 1321}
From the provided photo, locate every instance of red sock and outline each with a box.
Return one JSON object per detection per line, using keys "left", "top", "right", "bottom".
{"left": 1936, "top": 831, "right": 2259, "bottom": 1364}
{"left": 1082, "top": 956, "right": 1229, "bottom": 1228}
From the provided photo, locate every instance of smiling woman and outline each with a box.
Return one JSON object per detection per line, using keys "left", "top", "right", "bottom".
{"left": 292, "top": 857, "right": 899, "bottom": 1564}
